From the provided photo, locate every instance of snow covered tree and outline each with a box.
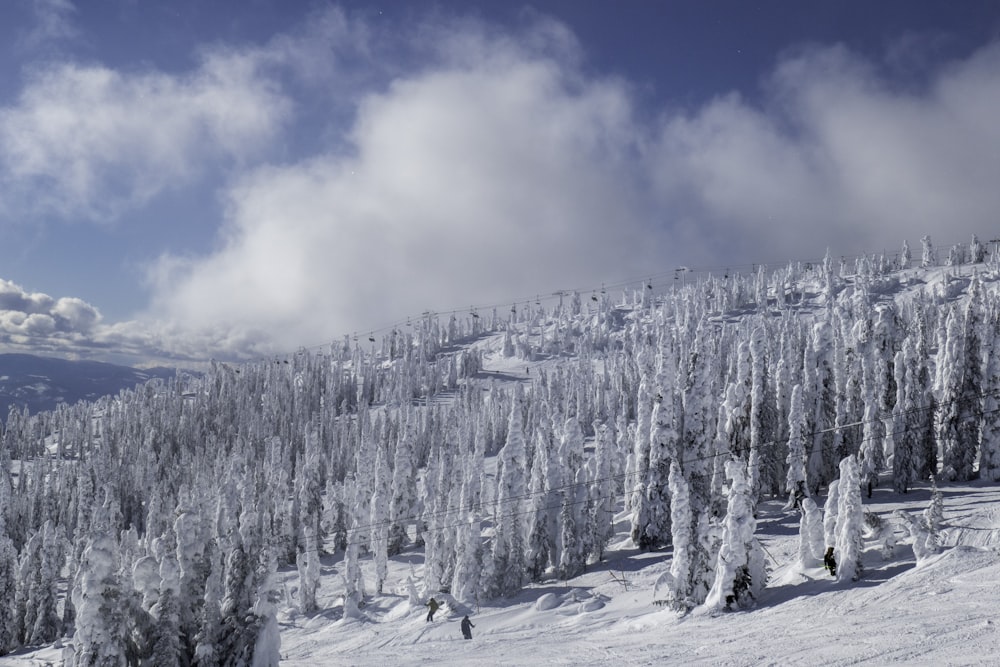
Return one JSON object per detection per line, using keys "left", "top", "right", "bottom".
{"left": 892, "top": 509, "right": 938, "bottom": 562}
{"left": 588, "top": 421, "right": 616, "bottom": 562}
{"left": 924, "top": 474, "right": 944, "bottom": 539}
{"left": 937, "top": 290, "right": 983, "bottom": 482}
{"left": 341, "top": 479, "right": 365, "bottom": 620}
{"left": 190, "top": 539, "right": 225, "bottom": 666}
{"left": 835, "top": 455, "right": 864, "bottom": 582}
{"left": 484, "top": 397, "right": 528, "bottom": 597}
{"left": 980, "top": 312, "right": 1000, "bottom": 481}
{"left": 150, "top": 533, "right": 183, "bottom": 667}
{"left": 797, "top": 497, "right": 825, "bottom": 570}
{"left": 631, "top": 336, "right": 678, "bottom": 549}
{"left": 524, "top": 413, "right": 554, "bottom": 580}
{"left": 0, "top": 522, "right": 18, "bottom": 655}
{"left": 663, "top": 325, "right": 723, "bottom": 609}
{"left": 387, "top": 410, "right": 417, "bottom": 556}
{"left": 785, "top": 384, "right": 809, "bottom": 508}
{"left": 822, "top": 479, "right": 840, "bottom": 552}
{"left": 70, "top": 532, "right": 129, "bottom": 667}
{"left": 368, "top": 446, "right": 390, "bottom": 596}
{"left": 558, "top": 417, "right": 589, "bottom": 579}
{"left": 16, "top": 520, "right": 63, "bottom": 646}
{"left": 920, "top": 235, "right": 934, "bottom": 268}
{"left": 705, "top": 460, "right": 767, "bottom": 611}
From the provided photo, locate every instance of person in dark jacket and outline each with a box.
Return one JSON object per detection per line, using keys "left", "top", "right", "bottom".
{"left": 460, "top": 615, "right": 475, "bottom": 640}
{"left": 426, "top": 597, "right": 440, "bottom": 622}
{"left": 824, "top": 547, "right": 837, "bottom": 577}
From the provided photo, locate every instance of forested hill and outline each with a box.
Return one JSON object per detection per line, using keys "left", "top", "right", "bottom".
{"left": 2, "top": 235, "right": 1000, "bottom": 664}
{"left": 0, "top": 353, "right": 176, "bottom": 419}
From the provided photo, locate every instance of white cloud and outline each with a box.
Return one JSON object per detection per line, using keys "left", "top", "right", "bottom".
{"left": 141, "top": 26, "right": 1000, "bottom": 358}
{"left": 0, "top": 47, "right": 291, "bottom": 223}
{"left": 145, "top": 28, "right": 662, "bottom": 353}
{"left": 6, "top": 12, "right": 1000, "bottom": 363}
{"left": 647, "top": 42, "right": 1000, "bottom": 263}
{"left": 0, "top": 278, "right": 101, "bottom": 352}
{"left": 19, "top": 0, "right": 79, "bottom": 52}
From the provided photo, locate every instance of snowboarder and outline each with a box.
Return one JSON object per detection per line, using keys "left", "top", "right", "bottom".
{"left": 426, "top": 597, "right": 440, "bottom": 622}
{"left": 460, "top": 615, "right": 475, "bottom": 640}
{"left": 824, "top": 547, "right": 837, "bottom": 577}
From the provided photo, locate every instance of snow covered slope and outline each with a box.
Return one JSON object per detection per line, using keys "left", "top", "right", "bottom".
{"left": 4, "top": 243, "right": 1000, "bottom": 666}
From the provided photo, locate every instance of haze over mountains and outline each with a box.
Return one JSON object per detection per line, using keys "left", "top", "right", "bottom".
{"left": 0, "top": 354, "right": 176, "bottom": 418}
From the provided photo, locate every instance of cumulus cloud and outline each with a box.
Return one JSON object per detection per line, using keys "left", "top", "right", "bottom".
{"left": 648, "top": 42, "right": 1000, "bottom": 263}
{"left": 6, "top": 10, "right": 1000, "bottom": 363}
{"left": 145, "top": 25, "right": 661, "bottom": 352}
{"left": 0, "top": 278, "right": 100, "bottom": 352}
{"left": 138, "top": 24, "right": 1000, "bottom": 357}
{"left": 0, "top": 46, "right": 291, "bottom": 223}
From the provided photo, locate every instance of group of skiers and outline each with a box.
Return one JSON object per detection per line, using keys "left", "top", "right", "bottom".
{"left": 425, "top": 598, "right": 476, "bottom": 640}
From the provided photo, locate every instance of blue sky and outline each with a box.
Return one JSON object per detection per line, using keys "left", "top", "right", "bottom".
{"left": 1, "top": 0, "right": 999, "bottom": 365}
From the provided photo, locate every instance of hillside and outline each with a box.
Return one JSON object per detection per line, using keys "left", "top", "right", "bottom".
{"left": 1, "top": 241, "right": 999, "bottom": 665}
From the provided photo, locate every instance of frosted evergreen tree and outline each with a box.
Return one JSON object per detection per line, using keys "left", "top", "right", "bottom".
{"left": 484, "top": 397, "right": 527, "bottom": 597}
{"left": 705, "top": 460, "right": 767, "bottom": 611}
{"left": 661, "top": 461, "right": 693, "bottom": 609}
{"left": 797, "top": 497, "right": 825, "bottom": 570}
{"left": 748, "top": 326, "right": 775, "bottom": 503}
{"left": 589, "top": 421, "right": 616, "bottom": 562}
{"left": 0, "top": 528, "right": 16, "bottom": 655}
{"left": 558, "top": 418, "right": 588, "bottom": 579}
{"left": 193, "top": 543, "right": 224, "bottom": 667}
{"left": 0, "top": 464, "right": 18, "bottom": 655}
{"left": 823, "top": 479, "right": 840, "bottom": 553}
{"left": 251, "top": 550, "right": 281, "bottom": 667}
{"left": 923, "top": 474, "right": 944, "bottom": 539}
{"left": 150, "top": 533, "right": 183, "bottom": 667}
{"left": 368, "top": 447, "right": 390, "bottom": 596}
{"left": 388, "top": 409, "right": 417, "bottom": 556}
{"left": 785, "top": 384, "right": 809, "bottom": 509}
{"left": 970, "top": 234, "right": 986, "bottom": 263}
{"left": 807, "top": 321, "right": 838, "bottom": 490}
{"left": 524, "top": 417, "right": 554, "bottom": 580}
{"left": 341, "top": 479, "right": 365, "bottom": 619}
{"left": 858, "top": 344, "right": 884, "bottom": 495}
{"left": 70, "top": 532, "right": 129, "bottom": 667}
{"left": 892, "top": 345, "right": 916, "bottom": 493}
{"left": 451, "top": 461, "right": 483, "bottom": 605}
{"left": 835, "top": 455, "right": 864, "bottom": 582}
{"left": 628, "top": 353, "right": 655, "bottom": 536}
{"left": 980, "top": 313, "right": 1000, "bottom": 481}
{"left": 16, "top": 520, "right": 63, "bottom": 646}
{"left": 632, "top": 336, "right": 677, "bottom": 549}
{"left": 937, "top": 288, "right": 983, "bottom": 482}
{"left": 900, "top": 239, "right": 911, "bottom": 269}
{"left": 892, "top": 509, "right": 938, "bottom": 562}
{"left": 920, "top": 235, "right": 934, "bottom": 268}
{"left": 174, "top": 506, "right": 207, "bottom": 656}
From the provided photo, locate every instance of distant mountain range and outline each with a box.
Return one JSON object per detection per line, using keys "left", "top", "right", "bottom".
{"left": 0, "top": 353, "right": 177, "bottom": 419}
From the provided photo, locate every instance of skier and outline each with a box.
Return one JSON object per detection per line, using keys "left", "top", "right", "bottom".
{"left": 426, "top": 597, "right": 441, "bottom": 622}
{"left": 824, "top": 547, "right": 837, "bottom": 577}
{"left": 460, "top": 615, "right": 475, "bottom": 640}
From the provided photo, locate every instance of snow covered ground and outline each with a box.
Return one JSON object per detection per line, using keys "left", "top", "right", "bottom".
{"left": 5, "top": 472, "right": 996, "bottom": 666}
{"left": 268, "top": 478, "right": 999, "bottom": 666}
{"left": 184, "top": 474, "right": 988, "bottom": 667}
